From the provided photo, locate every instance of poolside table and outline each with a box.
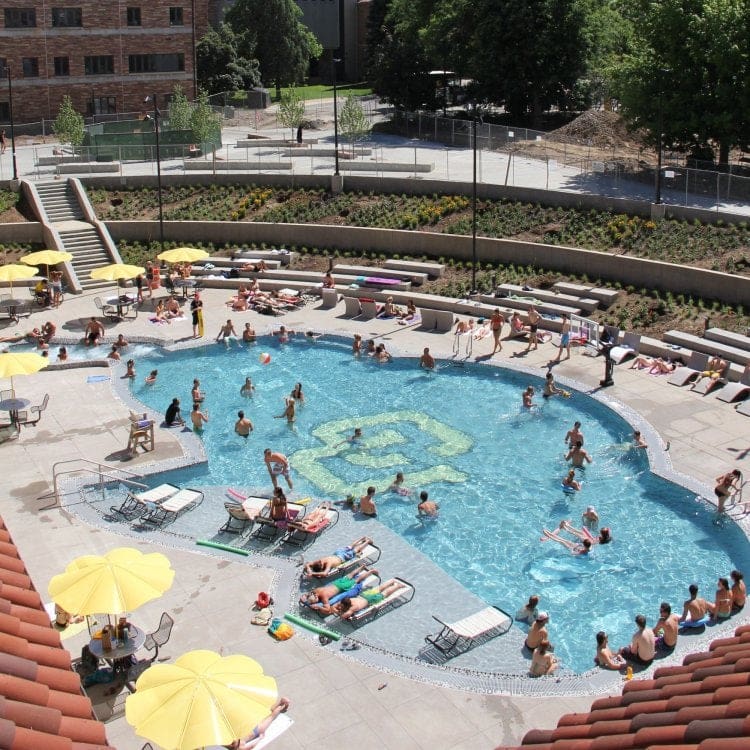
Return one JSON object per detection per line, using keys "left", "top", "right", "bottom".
{"left": 174, "top": 279, "right": 196, "bottom": 300}
{"left": 0, "top": 298, "right": 30, "bottom": 322}
{"left": 105, "top": 295, "right": 136, "bottom": 318}
{"left": 89, "top": 624, "right": 146, "bottom": 676}
{"left": 0, "top": 397, "right": 30, "bottom": 427}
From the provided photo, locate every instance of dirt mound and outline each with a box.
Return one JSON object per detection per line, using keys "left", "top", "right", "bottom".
{"left": 547, "top": 110, "right": 645, "bottom": 150}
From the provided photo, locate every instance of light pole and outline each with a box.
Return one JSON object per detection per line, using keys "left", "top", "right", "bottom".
{"left": 145, "top": 94, "right": 164, "bottom": 250}
{"left": 4, "top": 65, "right": 18, "bottom": 180}
{"left": 331, "top": 55, "right": 341, "bottom": 176}
{"left": 654, "top": 68, "right": 671, "bottom": 205}
{"left": 471, "top": 109, "right": 478, "bottom": 295}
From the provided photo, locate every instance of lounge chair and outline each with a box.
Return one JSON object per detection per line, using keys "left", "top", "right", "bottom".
{"left": 348, "top": 577, "right": 414, "bottom": 624}
{"left": 253, "top": 713, "right": 294, "bottom": 750}
{"left": 306, "top": 541, "right": 381, "bottom": 579}
{"left": 668, "top": 352, "right": 710, "bottom": 387}
{"left": 737, "top": 400, "right": 750, "bottom": 418}
{"left": 283, "top": 505, "right": 339, "bottom": 547}
{"left": 320, "top": 288, "right": 339, "bottom": 309}
{"left": 343, "top": 297, "right": 361, "bottom": 317}
{"left": 691, "top": 373, "right": 727, "bottom": 396}
{"left": 301, "top": 571, "right": 381, "bottom": 617}
{"left": 359, "top": 300, "right": 378, "bottom": 320}
{"left": 610, "top": 332, "right": 641, "bottom": 364}
{"left": 253, "top": 502, "right": 307, "bottom": 541}
{"left": 139, "top": 488, "right": 204, "bottom": 527}
{"left": 434, "top": 310, "right": 455, "bottom": 332}
{"left": 109, "top": 483, "right": 180, "bottom": 520}
{"left": 717, "top": 368, "right": 750, "bottom": 403}
{"left": 419, "top": 308, "right": 437, "bottom": 331}
{"left": 218, "top": 497, "right": 269, "bottom": 535}
{"left": 424, "top": 605, "right": 513, "bottom": 655}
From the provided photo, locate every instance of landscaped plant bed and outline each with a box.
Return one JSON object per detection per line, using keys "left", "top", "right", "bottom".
{"left": 0, "top": 190, "right": 27, "bottom": 224}
{"left": 116, "top": 239, "right": 750, "bottom": 340}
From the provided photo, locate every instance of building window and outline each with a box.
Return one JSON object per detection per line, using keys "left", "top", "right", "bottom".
{"left": 129, "top": 53, "right": 185, "bottom": 73}
{"left": 0, "top": 58, "right": 7, "bottom": 75}
{"left": 22, "top": 57, "right": 39, "bottom": 77}
{"left": 53, "top": 56, "right": 70, "bottom": 76}
{"left": 0, "top": 102, "right": 9, "bottom": 121}
{"left": 84, "top": 55, "right": 114, "bottom": 75}
{"left": 126, "top": 6, "right": 141, "bottom": 26}
{"left": 4, "top": 8, "right": 36, "bottom": 27}
{"left": 169, "top": 6, "right": 183, "bottom": 25}
{"left": 51, "top": 7, "right": 82, "bottom": 27}
{"left": 90, "top": 96, "right": 116, "bottom": 115}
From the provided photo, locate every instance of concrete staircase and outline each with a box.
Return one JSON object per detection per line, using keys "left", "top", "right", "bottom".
{"left": 58, "top": 226, "right": 113, "bottom": 292}
{"left": 34, "top": 181, "right": 84, "bottom": 222}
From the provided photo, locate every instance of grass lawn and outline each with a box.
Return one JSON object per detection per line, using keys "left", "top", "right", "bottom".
{"left": 269, "top": 83, "right": 373, "bottom": 102}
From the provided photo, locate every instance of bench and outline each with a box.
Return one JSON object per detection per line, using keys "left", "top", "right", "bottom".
{"left": 384, "top": 259, "right": 445, "bottom": 278}
{"left": 56, "top": 162, "right": 121, "bottom": 174}
{"left": 477, "top": 294, "right": 582, "bottom": 319}
{"left": 280, "top": 148, "right": 373, "bottom": 158}
{"left": 234, "top": 139, "right": 319, "bottom": 148}
{"left": 498, "top": 283, "right": 599, "bottom": 313}
{"left": 704, "top": 328, "right": 750, "bottom": 352}
{"left": 552, "top": 281, "right": 621, "bottom": 308}
{"left": 37, "top": 155, "right": 82, "bottom": 166}
{"left": 662, "top": 330, "right": 750, "bottom": 366}
{"left": 234, "top": 249, "right": 295, "bottom": 265}
{"left": 193, "top": 258, "right": 282, "bottom": 271}
{"left": 332, "top": 263, "right": 428, "bottom": 286}
{"left": 339, "top": 162, "right": 434, "bottom": 173}
{"left": 183, "top": 160, "right": 293, "bottom": 171}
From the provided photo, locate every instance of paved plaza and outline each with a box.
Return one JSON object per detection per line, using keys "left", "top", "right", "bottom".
{"left": 1, "top": 283, "right": 749, "bottom": 749}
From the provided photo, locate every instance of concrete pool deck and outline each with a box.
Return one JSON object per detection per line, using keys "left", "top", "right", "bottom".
{"left": 1, "top": 287, "right": 749, "bottom": 749}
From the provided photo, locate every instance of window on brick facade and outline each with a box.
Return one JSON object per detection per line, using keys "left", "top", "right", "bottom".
{"left": 126, "top": 6, "right": 141, "bottom": 26}
{"left": 129, "top": 53, "right": 185, "bottom": 73}
{"left": 90, "top": 96, "right": 116, "bottom": 115}
{"left": 51, "top": 7, "right": 82, "bottom": 27}
{"left": 84, "top": 55, "right": 114, "bottom": 75}
{"left": 0, "top": 102, "right": 9, "bottom": 121}
{"left": 22, "top": 57, "right": 39, "bottom": 77}
{"left": 4, "top": 8, "right": 36, "bottom": 27}
{"left": 0, "top": 58, "right": 7, "bottom": 75}
{"left": 169, "top": 6, "right": 183, "bottom": 25}
{"left": 53, "top": 56, "right": 70, "bottom": 76}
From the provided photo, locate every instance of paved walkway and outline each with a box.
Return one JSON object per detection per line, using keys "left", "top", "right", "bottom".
{"left": 1, "top": 286, "right": 749, "bottom": 749}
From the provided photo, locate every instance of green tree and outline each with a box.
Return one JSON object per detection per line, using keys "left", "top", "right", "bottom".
{"left": 613, "top": 0, "right": 750, "bottom": 164}
{"left": 168, "top": 85, "right": 192, "bottom": 131}
{"left": 190, "top": 89, "right": 222, "bottom": 146}
{"left": 277, "top": 86, "right": 305, "bottom": 139}
{"left": 227, "top": 0, "right": 322, "bottom": 98}
{"left": 53, "top": 95, "right": 85, "bottom": 147}
{"left": 196, "top": 23, "right": 260, "bottom": 96}
{"left": 339, "top": 95, "right": 371, "bottom": 145}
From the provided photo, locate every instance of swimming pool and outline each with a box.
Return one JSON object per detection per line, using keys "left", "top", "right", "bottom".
{"left": 129, "top": 337, "right": 750, "bottom": 673}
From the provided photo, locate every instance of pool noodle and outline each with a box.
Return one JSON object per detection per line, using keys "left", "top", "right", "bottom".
{"left": 196, "top": 540, "right": 249, "bottom": 556}
{"left": 284, "top": 613, "right": 341, "bottom": 640}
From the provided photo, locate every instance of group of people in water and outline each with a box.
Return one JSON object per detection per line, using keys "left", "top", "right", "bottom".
{"left": 517, "top": 568, "right": 746, "bottom": 676}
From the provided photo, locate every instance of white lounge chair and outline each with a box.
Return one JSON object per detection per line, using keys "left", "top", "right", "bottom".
{"left": 140, "top": 488, "right": 204, "bottom": 527}
{"left": 737, "top": 400, "right": 750, "bottom": 417}
{"left": 610, "top": 332, "right": 641, "bottom": 364}
{"left": 349, "top": 577, "right": 414, "bottom": 623}
{"left": 109, "top": 483, "right": 180, "bottom": 520}
{"left": 717, "top": 368, "right": 750, "bottom": 403}
{"left": 343, "top": 297, "right": 361, "bottom": 317}
{"left": 434, "top": 310, "right": 455, "bottom": 332}
{"left": 359, "top": 300, "right": 378, "bottom": 320}
{"left": 668, "top": 352, "right": 710, "bottom": 387}
{"left": 283, "top": 505, "right": 339, "bottom": 547}
{"left": 419, "top": 308, "right": 437, "bottom": 330}
{"left": 320, "top": 288, "right": 339, "bottom": 309}
{"left": 425, "top": 605, "right": 513, "bottom": 654}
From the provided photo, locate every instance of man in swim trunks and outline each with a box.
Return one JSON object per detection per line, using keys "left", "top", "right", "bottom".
{"left": 300, "top": 563, "right": 378, "bottom": 614}
{"left": 417, "top": 490, "right": 439, "bottom": 517}
{"left": 216, "top": 319, "right": 238, "bottom": 346}
{"left": 564, "top": 421, "right": 584, "bottom": 447}
{"left": 303, "top": 537, "right": 373, "bottom": 577}
{"left": 225, "top": 696, "right": 290, "bottom": 750}
{"left": 652, "top": 602, "right": 679, "bottom": 651}
{"left": 335, "top": 579, "right": 407, "bottom": 620}
{"left": 680, "top": 583, "right": 710, "bottom": 625}
{"left": 552, "top": 313, "right": 571, "bottom": 362}
{"left": 419, "top": 347, "right": 435, "bottom": 369}
{"left": 524, "top": 611, "right": 550, "bottom": 650}
{"left": 490, "top": 309, "right": 505, "bottom": 354}
{"left": 731, "top": 570, "right": 746, "bottom": 612}
{"left": 84, "top": 317, "right": 104, "bottom": 346}
{"left": 235, "top": 410, "right": 253, "bottom": 437}
{"left": 524, "top": 305, "right": 541, "bottom": 352}
{"left": 565, "top": 441, "right": 592, "bottom": 468}
{"left": 618, "top": 614, "right": 656, "bottom": 665}
{"left": 264, "top": 448, "right": 293, "bottom": 489}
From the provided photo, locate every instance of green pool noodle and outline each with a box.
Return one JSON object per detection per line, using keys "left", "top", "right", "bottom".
{"left": 196, "top": 540, "right": 249, "bottom": 556}
{"left": 284, "top": 613, "right": 341, "bottom": 640}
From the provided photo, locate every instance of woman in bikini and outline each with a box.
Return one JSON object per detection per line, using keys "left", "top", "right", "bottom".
{"left": 715, "top": 469, "right": 742, "bottom": 513}
{"left": 708, "top": 577, "right": 733, "bottom": 620}
{"left": 731, "top": 570, "right": 746, "bottom": 612}
{"left": 225, "top": 697, "right": 290, "bottom": 750}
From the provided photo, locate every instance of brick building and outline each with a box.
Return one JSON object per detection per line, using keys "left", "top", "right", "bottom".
{"left": 0, "top": 0, "right": 211, "bottom": 124}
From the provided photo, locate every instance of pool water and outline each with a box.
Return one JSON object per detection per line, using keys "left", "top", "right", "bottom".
{"left": 130, "top": 338, "right": 750, "bottom": 673}
{"left": 4, "top": 340, "right": 158, "bottom": 362}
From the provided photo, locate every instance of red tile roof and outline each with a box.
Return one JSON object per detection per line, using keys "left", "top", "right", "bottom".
{"left": 0, "top": 518, "right": 112, "bottom": 750}
{"left": 496, "top": 624, "right": 750, "bottom": 750}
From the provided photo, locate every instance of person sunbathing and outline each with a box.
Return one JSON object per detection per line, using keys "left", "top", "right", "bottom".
{"left": 164, "top": 296, "right": 181, "bottom": 318}
{"left": 560, "top": 519, "right": 611, "bottom": 544}
{"left": 378, "top": 297, "right": 400, "bottom": 318}
{"left": 153, "top": 300, "right": 169, "bottom": 323}
{"left": 225, "top": 696, "right": 290, "bottom": 750}
{"left": 299, "top": 563, "right": 377, "bottom": 614}
{"left": 237, "top": 284, "right": 251, "bottom": 299}
{"left": 542, "top": 527, "right": 592, "bottom": 555}
{"left": 509, "top": 312, "right": 527, "bottom": 337}
{"left": 291, "top": 502, "right": 333, "bottom": 530}
{"left": 398, "top": 300, "right": 418, "bottom": 321}
{"left": 334, "top": 579, "right": 408, "bottom": 620}
{"left": 699, "top": 355, "right": 727, "bottom": 381}
{"left": 231, "top": 296, "right": 248, "bottom": 312}
{"left": 303, "top": 536, "right": 373, "bottom": 578}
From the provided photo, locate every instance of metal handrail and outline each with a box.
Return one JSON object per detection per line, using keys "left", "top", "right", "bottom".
{"left": 41, "top": 458, "right": 149, "bottom": 510}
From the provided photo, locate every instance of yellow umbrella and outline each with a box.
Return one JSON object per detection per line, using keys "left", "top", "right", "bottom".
{"left": 21, "top": 249, "right": 73, "bottom": 267}
{"left": 0, "top": 351, "right": 48, "bottom": 391}
{"left": 48, "top": 547, "right": 174, "bottom": 616}
{"left": 126, "top": 650, "right": 278, "bottom": 750}
{"left": 90, "top": 263, "right": 145, "bottom": 282}
{"left": 0, "top": 263, "right": 39, "bottom": 295}
{"left": 157, "top": 247, "right": 210, "bottom": 264}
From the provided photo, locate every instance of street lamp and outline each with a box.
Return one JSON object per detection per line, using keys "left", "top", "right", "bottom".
{"left": 654, "top": 68, "right": 671, "bottom": 205}
{"left": 471, "top": 108, "right": 478, "bottom": 295}
{"left": 144, "top": 94, "right": 164, "bottom": 250}
{"left": 3, "top": 65, "right": 18, "bottom": 181}
{"left": 331, "top": 55, "right": 341, "bottom": 176}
